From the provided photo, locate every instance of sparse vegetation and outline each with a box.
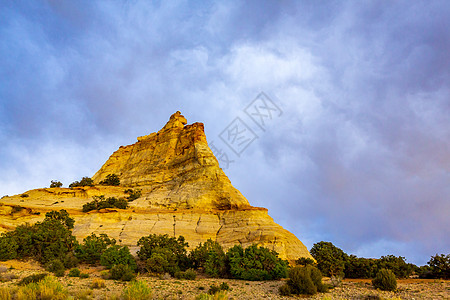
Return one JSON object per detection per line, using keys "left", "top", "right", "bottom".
{"left": 279, "top": 265, "right": 328, "bottom": 296}
{"left": 372, "top": 268, "right": 397, "bottom": 291}
{"left": 50, "top": 180, "right": 63, "bottom": 188}
{"left": 82, "top": 195, "right": 128, "bottom": 212}
{"left": 69, "top": 177, "right": 94, "bottom": 188}
{"left": 99, "top": 174, "right": 121, "bottom": 186}
{"left": 124, "top": 188, "right": 142, "bottom": 201}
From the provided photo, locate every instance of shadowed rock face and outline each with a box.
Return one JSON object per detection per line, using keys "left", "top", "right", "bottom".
{"left": 0, "top": 111, "right": 313, "bottom": 262}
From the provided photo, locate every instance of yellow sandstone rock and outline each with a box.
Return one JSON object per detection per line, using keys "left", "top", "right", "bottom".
{"left": 0, "top": 111, "right": 313, "bottom": 263}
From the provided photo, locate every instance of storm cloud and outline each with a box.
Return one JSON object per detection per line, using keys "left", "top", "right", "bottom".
{"left": 1, "top": 1, "right": 449, "bottom": 265}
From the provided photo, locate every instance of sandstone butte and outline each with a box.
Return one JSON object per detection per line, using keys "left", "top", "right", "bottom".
{"left": 0, "top": 111, "right": 313, "bottom": 263}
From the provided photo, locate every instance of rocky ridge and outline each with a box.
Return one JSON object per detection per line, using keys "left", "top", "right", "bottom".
{"left": 0, "top": 111, "right": 312, "bottom": 262}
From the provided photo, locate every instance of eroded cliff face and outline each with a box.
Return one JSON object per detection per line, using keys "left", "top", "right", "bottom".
{"left": 0, "top": 111, "right": 313, "bottom": 262}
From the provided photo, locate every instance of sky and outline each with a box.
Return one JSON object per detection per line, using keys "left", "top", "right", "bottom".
{"left": 1, "top": 1, "right": 449, "bottom": 266}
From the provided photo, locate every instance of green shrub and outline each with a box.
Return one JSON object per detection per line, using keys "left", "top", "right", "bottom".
{"left": 279, "top": 284, "right": 292, "bottom": 296}
{"left": 46, "top": 259, "right": 65, "bottom": 276}
{"left": 219, "top": 282, "right": 230, "bottom": 291}
{"left": 310, "top": 241, "right": 347, "bottom": 277}
{"left": 190, "top": 239, "right": 227, "bottom": 277}
{"left": 122, "top": 280, "right": 152, "bottom": 300}
{"left": 100, "top": 245, "right": 137, "bottom": 271}
{"left": 226, "top": 244, "right": 288, "bottom": 280}
{"left": 124, "top": 189, "right": 142, "bottom": 201}
{"left": 68, "top": 268, "right": 81, "bottom": 277}
{"left": 69, "top": 177, "right": 94, "bottom": 188}
{"left": 63, "top": 253, "right": 79, "bottom": 269}
{"left": 0, "top": 234, "right": 18, "bottom": 260}
{"left": 99, "top": 174, "right": 120, "bottom": 186}
{"left": 110, "top": 264, "right": 136, "bottom": 281}
{"left": 425, "top": 253, "right": 450, "bottom": 279}
{"left": 82, "top": 195, "right": 128, "bottom": 212}
{"left": 1, "top": 210, "right": 77, "bottom": 264}
{"left": 75, "top": 233, "right": 116, "bottom": 264}
{"left": 80, "top": 272, "right": 89, "bottom": 278}
{"left": 137, "top": 234, "right": 189, "bottom": 275}
{"left": 372, "top": 268, "right": 397, "bottom": 291}
{"left": 174, "top": 268, "right": 196, "bottom": 280}
{"left": 18, "top": 273, "right": 48, "bottom": 286}
{"left": 50, "top": 180, "right": 63, "bottom": 188}
{"left": 279, "top": 265, "right": 327, "bottom": 296}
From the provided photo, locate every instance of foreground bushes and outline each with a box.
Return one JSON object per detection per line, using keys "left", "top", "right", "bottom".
{"left": 279, "top": 265, "right": 327, "bottom": 296}
{"left": 190, "top": 239, "right": 227, "bottom": 277}
{"left": 372, "top": 268, "right": 397, "bottom": 291}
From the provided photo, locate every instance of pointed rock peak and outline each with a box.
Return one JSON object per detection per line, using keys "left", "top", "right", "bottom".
{"left": 162, "top": 111, "right": 187, "bottom": 130}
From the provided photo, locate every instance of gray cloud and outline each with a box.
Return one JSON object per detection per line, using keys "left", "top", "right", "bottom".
{"left": 1, "top": 0, "right": 449, "bottom": 265}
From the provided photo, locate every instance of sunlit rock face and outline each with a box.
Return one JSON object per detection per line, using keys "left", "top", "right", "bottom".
{"left": 0, "top": 111, "right": 313, "bottom": 263}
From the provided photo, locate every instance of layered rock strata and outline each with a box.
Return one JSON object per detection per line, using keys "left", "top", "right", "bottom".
{"left": 0, "top": 111, "right": 312, "bottom": 262}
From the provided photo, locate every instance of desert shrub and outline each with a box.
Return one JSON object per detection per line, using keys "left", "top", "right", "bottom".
{"left": 208, "top": 283, "right": 230, "bottom": 295}
{"left": 79, "top": 273, "right": 89, "bottom": 278}
{"left": 280, "top": 265, "right": 327, "bottom": 296}
{"left": 99, "top": 174, "right": 120, "bottom": 186}
{"left": 75, "top": 233, "right": 116, "bottom": 264}
{"left": 0, "top": 210, "right": 77, "bottom": 264}
{"left": 174, "top": 268, "right": 196, "bottom": 280}
{"left": 124, "top": 189, "right": 142, "bottom": 201}
{"left": 190, "top": 239, "right": 227, "bottom": 277}
{"left": 226, "top": 244, "right": 288, "bottom": 280}
{"left": 100, "top": 245, "right": 137, "bottom": 271}
{"left": 82, "top": 195, "right": 128, "bottom": 212}
{"left": 69, "top": 177, "right": 94, "bottom": 188}
{"left": 377, "top": 255, "right": 414, "bottom": 278}
{"left": 122, "top": 280, "right": 152, "bottom": 300}
{"left": 50, "top": 180, "right": 63, "bottom": 188}
{"left": 20, "top": 194, "right": 29, "bottom": 198}
{"left": 91, "top": 278, "right": 106, "bottom": 289}
{"left": 372, "top": 268, "right": 397, "bottom": 291}
{"left": 68, "top": 268, "right": 81, "bottom": 277}
{"left": 0, "top": 234, "right": 18, "bottom": 260}
{"left": 110, "top": 264, "right": 136, "bottom": 281}
{"left": 279, "top": 283, "right": 292, "bottom": 296}
{"left": 18, "top": 273, "right": 48, "bottom": 286}
{"left": 46, "top": 259, "right": 65, "bottom": 277}
{"left": 425, "top": 253, "right": 450, "bottom": 279}
{"left": 63, "top": 253, "right": 79, "bottom": 269}
{"left": 137, "top": 234, "right": 189, "bottom": 275}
